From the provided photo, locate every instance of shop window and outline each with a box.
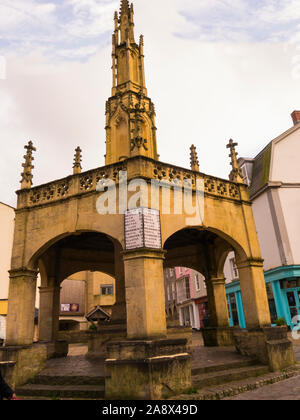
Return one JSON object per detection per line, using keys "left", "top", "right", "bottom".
{"left": 229, "top": 294, "right": 239, "bottom": 326}
{"left": 281, "top": 278, "right": 300, "bottom": 289}
{"left": 268, "top": 299, "right": 277, "bottom": 324}
{"left": 266, "top": 284, "right": 278, "bottom": 323}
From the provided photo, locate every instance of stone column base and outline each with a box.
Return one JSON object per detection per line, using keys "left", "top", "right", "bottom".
{"left": 0, "top": 343, "right": 47, "bottom": 387}
{"left": 167, "top": 326, "right": 193, "bottom": 351}
{"left": 86, "top": 323, "right": 127, "bottom": 360}
{"left": 105, "top": 338, "right": 191, "bottom": 400}
{"left": 0, "top": 361, "right": 16, "bottom": 390}
{"left": 234, "top": 326, "right": 295, "bottom": 372}
{"left": 202, "top": 327, "right": 235, "bottom": 347}
{"left": 39, "top": 340, "right": 69, "bottom": 359}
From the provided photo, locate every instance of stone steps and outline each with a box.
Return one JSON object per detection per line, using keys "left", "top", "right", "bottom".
{"left": 191, "top": 359, "right": 258, "bottom": 376}
{"left": 192, "top": 364, "right": 270, "bottom": 389}
{"left": 16, "top": 352, "right": 269, "bottom": 400}
{"left": 30, "top": 375, "right": 106, "bottom": 386}
{"left": 16, "top": 384, "right": 105, "bottom": 399}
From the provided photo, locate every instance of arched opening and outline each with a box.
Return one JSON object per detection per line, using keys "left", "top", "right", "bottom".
{"left": 164, "top": 265, "right": 207, "bottom": 331}
{"left": 28, "top": 231, "right": 125, "bottom": 353}
{"left": 163, "top": 227, "right": 248, "bottom": 347}
{"left": 56, "top": 270, "right": 117, "bottom": 349}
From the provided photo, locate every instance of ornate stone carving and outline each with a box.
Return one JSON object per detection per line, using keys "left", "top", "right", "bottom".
{"left": 20, "top": 141, "right": 36, "bottom": 189}
{"left": 227, "top": 139, "right": 244, "bottom": 183}
{"left": 73, "top": 147, "right": 82, "bottom": 175}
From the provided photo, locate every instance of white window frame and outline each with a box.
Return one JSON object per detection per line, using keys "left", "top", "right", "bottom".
{"left": 230, "top": 258, "right": 239, "bottom": 280}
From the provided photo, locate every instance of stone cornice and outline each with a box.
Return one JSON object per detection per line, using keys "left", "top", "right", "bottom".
{"left": 15, "top": 156, "right": 247, "bottom": 210}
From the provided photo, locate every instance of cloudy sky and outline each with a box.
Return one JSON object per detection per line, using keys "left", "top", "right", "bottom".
{"left": 1, "top": 0, "right": 300, "bottom": 206}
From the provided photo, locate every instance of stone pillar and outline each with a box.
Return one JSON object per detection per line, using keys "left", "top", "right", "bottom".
{"left": 110, "top": 242, "right": 127, "bottom": 323}
{"left": 206, "top": 276, "right": 230, "bottom": 328}
{"left": 123, "top": 249, "right": 167, "bottom": 339}
{"left": 203, "top": 276, "right": 233, "bottom": 347}
{"left": 38, "top": 285, "right": 61, "bottom": 342}
{"left": 6, "top": 269, "right": 38, "bottom": 346}
{"left": 233, "top": 260, "right": 295, "bottom": 370}
{"left": 238, "top": 259, "right": 271, "bottom": 329}
{"left": 85, "top": 271, "right": 95, "bottom": 314}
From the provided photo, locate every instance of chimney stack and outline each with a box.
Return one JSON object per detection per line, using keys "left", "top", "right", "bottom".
{"left": 291, "top": 110, "right": 300, "bottom": 126}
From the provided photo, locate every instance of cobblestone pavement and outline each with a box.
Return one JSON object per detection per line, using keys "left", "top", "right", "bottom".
{"left": 226, "top": 375, "right": 300, "bottom": 400}
{"left": 43, "top": 340, "right": 253, "bottom": 378}
{"left": 41, "top": 344, "right": 105, "bottom": 377}
{"left": 38, "top": 333, "right": 300, "bottom": 402}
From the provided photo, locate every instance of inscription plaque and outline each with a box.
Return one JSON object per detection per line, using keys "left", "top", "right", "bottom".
{"left": 125, "top": 208, "right": 162, "bottom": 250}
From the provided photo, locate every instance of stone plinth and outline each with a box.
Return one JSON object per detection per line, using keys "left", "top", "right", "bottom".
{"left": 39, "top": 340, "right": 69, "bottom": 359}
{"left": 0, "top": 344, "right": 47, "bottom": 387}
{"left": 167, "top": 326, "right": 193, "bottom": 351}
{"left": 202, "top": 327, "right": 236, "bottom": 347}
{"left": 105, "top": 338, "right": 191, "bottom": 400}
{"left": 234, "top": 326, "right": 295, "bottom": 372}
{"left": 0, "top": 361, "right": 16, "bottom": 390}
{"left": 86, "top": 323, "right": 127, "bottom": 360}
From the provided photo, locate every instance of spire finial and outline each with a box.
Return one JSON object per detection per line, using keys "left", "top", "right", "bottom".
{"left": 120, "top": 0, "right": 130, "bottom": 15}
{"left": 20, "top": 140, "right": 36, "bottom": 189}
{"left": 190, "top": 145, "right": 200, "bottom": 172}
{"left": 226, "top": 139, "right": 243, "bottom": 183}
{"left": 73, "top": 146, "right": 82, "bottom": 174}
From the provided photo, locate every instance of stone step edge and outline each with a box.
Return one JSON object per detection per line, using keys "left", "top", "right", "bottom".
{"left": 192, "top": 364, "right": 268, "bottom": 382}
{"left": 169, "top": 366, "right": 300, "bottom": 400}
{"left": 191, "top": 359, "right": 258, "bottom": 376}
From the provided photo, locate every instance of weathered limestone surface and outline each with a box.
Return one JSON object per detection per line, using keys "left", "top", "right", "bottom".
{"left": 105, "top": 339, "right": 191, "bottom": 400}
{"left": 0, "top": 344, "right": 47, "bottom": 387}
{"left": 234, "top": 326, "right": 295, "bottom": 372}
{"left": 202, "top": 327, "right": 236, "bottom": 347}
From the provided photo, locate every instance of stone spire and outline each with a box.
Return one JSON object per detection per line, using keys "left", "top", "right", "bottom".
{"left": 190, "top": 145, "right": 199, "bottom": 172}
{"left": 226, "top": 139, "right": 243, "bottom": 183}
{"left": 73, "top": 146, "right": 82, "bottom": 174}
{"left": 20, "top": 141, "right": 36, "bottom": 189}
{"left": 105, "top": 0, "right": 158, "bottom": 165}
{"left": 119, "top": 0, "right": 135, "bottom": 45}
{"left": 120, "top": 0, "right": 130, "bottom": 14}
{"left": 111, "top": 1, "right": 146, "bottom": 97}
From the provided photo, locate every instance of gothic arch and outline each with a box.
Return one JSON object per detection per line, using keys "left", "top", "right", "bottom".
{"left": 28, "top": 229, "right": 122, "bottom": 272}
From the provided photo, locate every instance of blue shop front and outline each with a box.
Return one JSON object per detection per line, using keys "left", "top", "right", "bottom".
{"left": 226, "top": 266, "right": 300, "bottom": 329}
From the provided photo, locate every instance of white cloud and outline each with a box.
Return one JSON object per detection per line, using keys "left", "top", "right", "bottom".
{"left": 1, "top": 0, "right": 300, "bottom": 208}
{"left": 0, "top": 1, "right": 56, "bottom": 28}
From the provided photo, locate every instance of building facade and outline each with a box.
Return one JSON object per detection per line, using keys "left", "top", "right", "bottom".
{"left": 0, "top": 200, "right": 116, "bottom": 340}
{"left": 0, "top": 203, "right": 15, "bottom": 341}
{"left": 164, "top": 267, "right": 208, "bottom": 330}
{"left": 225, "top": 111, "right": 300, "bottom": 329}
{"left": 59, "top": 271, "right": 116, "bottom": 331}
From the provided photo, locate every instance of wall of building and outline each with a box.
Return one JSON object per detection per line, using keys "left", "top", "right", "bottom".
{"left": 93, "top": 272, "right": 116, "bottom": 308}
{"left": 278, "top": 187, "right": 300, "bottom": 264}
{"left": 60, "top": 277, "right": 86, "bottom": 316}
{"left": 271, "top": 127, "right": 300, "bottom": 183}
{"left": 60, "top": 271, "right": 116, "bottom": 319}
{"left": 0, "top": 203, "right": 14, "bottom": 300}
{"left": 224, "top": 251, "right": 237, "bottom": 283}
{"left": 252, "top": 192, "right": 282, "bottom": 272}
